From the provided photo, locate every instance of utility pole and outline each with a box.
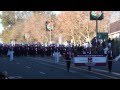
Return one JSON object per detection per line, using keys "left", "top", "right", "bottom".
{"left": 90, "top": 11, "right": 103, "bottom": 42}
{"left": 50, "top": 28, "right": 52, "bottom": 44}
{"left": 96, "top": 19, "right": 98, "bottom": 42}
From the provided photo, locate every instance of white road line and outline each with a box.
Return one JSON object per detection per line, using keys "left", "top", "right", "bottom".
{"left": 73, "top": 67, "right": 119, "bottom": 79}
{"left": 39, "top": 57, "right": 120, "bottom": 78}
{"left": 28, "top": 57, "right": 78, "bottom": 73}
{"left": 90, "top": 71, "right": 119, "bottom": 79}
{"left": 35, "top": 61, "right": 100, "bottom": 79}
{"left": 82, "top": 67, "right": 120, "bottom": 77}
{"left": 92, "top": 68, "right": 108, "bottom": 73}
{"left": 80, "top": 67, "right": 109, "bottom": 73}
{"left": 42, "top": 61, "right": 100, "bottom": 79}
{"left": 28, "top": 57, "right": 101, "bottom": 79}
{"left": 112, "top": 72, "right": 120, "bottom": 76}
{"left": 94, "top": 68, "right": 120, "bottom": 76}
{"left": 39, "top": 71, "right": 46, "bottom": 74}
{"left": 28, "top": 57, "right": 120, "bottom": 79}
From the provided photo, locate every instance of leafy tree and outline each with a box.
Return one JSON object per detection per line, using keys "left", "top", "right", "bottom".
{"left": 0, "top": 11, "right": 15, "bottom": 30}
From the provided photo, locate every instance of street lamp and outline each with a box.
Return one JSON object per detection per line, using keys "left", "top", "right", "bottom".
{"left": 90, "top": 11, "right": 103, "bottom": 42}
{"left": 46, "top": 21, "right": 54, "bottom": 44}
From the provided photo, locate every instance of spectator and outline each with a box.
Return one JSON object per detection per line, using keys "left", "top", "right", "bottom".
{"left": 0, "top": 71, "right": 8, "bottom": 79}
{"left": 64, "top": 50, "right": 72, "bottom": 72}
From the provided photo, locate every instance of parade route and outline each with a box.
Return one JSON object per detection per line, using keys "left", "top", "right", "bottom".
{"left": 0, "top": 56, "right": 120, "bottom": 79}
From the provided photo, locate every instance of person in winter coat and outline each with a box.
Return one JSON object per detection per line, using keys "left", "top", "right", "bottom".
{"left": 107, "top": 48, "right": 113, "bottom": 72}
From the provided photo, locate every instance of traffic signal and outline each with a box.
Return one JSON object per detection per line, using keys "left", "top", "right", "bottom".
{"left": 90, "top": 11, "right": 103, "bottom": 20}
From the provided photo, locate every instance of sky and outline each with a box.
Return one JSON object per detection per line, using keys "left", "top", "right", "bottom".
{"left": 52, "top": 11, "right": 61, "bottom": 15}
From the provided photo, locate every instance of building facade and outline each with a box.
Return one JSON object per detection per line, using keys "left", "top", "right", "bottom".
{"left": 109, "top": 20, "right": 120, "bottom": 40}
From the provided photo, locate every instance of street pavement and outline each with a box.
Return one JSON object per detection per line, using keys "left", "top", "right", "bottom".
{"left": 0, "top": 56, "right": 120, "bottom": 79}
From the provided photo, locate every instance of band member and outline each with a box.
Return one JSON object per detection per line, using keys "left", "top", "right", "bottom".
{"left": 107, "top": 48, "right": 113, "bottom": 72}
{"left": 64, "top": 50, "right": 72, "bottom": 72}
{"left": 88, "top": 57, "right": 92, "bottom": 71}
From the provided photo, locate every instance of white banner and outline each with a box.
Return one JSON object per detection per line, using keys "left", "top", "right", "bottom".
{"left": 92, "top": 57, "right": 107, "bottom": 63}
{"left": 74, "top": 56, "right": 107, "bottom": 66}
{"left": 74, "top": 57, "right": 88, "bottom": 63}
